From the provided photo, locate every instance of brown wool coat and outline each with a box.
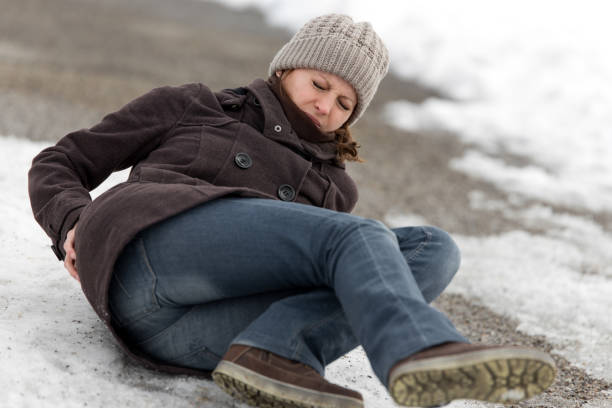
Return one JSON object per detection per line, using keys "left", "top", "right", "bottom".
{"left": 28, "top": 78, "right": 358, "bottom": 376}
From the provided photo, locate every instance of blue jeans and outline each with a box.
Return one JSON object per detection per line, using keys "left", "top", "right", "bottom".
{"left": 108, "top": 198, "right": 467, "bottom": 387}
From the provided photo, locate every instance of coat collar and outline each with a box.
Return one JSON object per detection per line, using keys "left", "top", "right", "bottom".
{"left": 265, "top": 75, "right": 335, "bottom": 144}
{"left": 243, "top": 78, "right": 343, "bottom": 167}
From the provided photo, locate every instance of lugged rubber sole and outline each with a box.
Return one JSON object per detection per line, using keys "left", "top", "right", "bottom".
{"left": 389, "top": 348, "right": 556, "bottom": 407}
{"left": 212, "top": 361, "right": 364, "bottom": 408}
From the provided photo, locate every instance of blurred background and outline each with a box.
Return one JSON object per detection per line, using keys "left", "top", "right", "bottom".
{"left": 1, "top": 0, "right": 611, "bottom": 406}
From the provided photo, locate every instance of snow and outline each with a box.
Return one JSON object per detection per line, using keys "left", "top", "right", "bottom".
{"left": 222, "top": 0, "right": 612, "bottom": 212}
{"left": 448, "top": 150, "right": 612, "bottom": 212}
{"left": 0, "top": 133, "right": 492, "bottom": 407}
{"left": 376, "top": 1, "right": 612, "bottom": 213}
{"left": 4, "top": 135, "right": 611, "bottom": 407}
{"left": 218, "top": 0, "right": 612, "bottom": 387}
{"left": 0, "top": 136, "right": 224, "bottom": 407}
{"left": 387, "top": 195, "right": 612, "bottom": 383}
{"left": 5, "top": 0, "right": 612, "bottom": 405}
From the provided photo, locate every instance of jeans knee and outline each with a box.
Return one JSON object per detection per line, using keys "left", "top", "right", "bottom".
{"left": 353, "top": 218, "right": 398, "bottom": 246}
{"left": 333, "top": 214, "right": 394, "bottom": 239}
{"left": 426, "top": 226, "right": 461, "bottom": 282}
{"left": 362, "top": 218, "right": 395, "bottom": 234}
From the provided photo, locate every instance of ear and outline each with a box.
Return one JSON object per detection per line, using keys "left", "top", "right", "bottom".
{"left": 275, "top": 70, "right": 282, "bottom": 78}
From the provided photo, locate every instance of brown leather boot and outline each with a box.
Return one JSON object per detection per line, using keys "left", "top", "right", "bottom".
{"left": 212, "top": 344, "right": 364, "bottom": 408}
{"left": 388, "top": 342, "right": 556, "bottom": 407}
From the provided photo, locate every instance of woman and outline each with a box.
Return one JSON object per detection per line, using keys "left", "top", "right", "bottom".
{"left": 28, "top": 14, "right": 555, "bottom": 408}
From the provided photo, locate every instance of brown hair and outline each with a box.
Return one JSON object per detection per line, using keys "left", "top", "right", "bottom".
{"left": 334, "top": 124, "right": 363, "bottom": 163}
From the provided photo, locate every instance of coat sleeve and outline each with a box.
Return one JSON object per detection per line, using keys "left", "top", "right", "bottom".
{"left": 28, "top": 83, "right": 202, "bottom": 260}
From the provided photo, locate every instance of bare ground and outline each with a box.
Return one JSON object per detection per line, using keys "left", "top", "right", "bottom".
{"left": 2, "top": 0, "right": 609, "bottom": 406}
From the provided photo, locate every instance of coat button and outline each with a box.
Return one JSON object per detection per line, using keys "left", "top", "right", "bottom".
{"left": 234, "top": 152, "right": 253, "bottom": 169}
{"left": 277, "top": 184, "right": 296, "bottom": 201}
{"left": 228, "top": 104, "right": 240, "bottom": 111}
{"left": 274, "top": 125, "right": 282, "bottom": 133}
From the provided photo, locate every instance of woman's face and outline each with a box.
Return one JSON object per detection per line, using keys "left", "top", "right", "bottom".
{"left": 279, "top": 69, "right": 357, "bottom": 133}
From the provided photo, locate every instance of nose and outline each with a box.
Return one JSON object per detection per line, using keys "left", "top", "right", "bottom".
{"left": 315, "top": 96, "right": 334, "bottom": 115}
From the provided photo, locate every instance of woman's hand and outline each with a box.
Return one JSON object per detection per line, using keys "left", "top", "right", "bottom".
{"left": 63, "top": 224, "right": 80, "bottom": 282}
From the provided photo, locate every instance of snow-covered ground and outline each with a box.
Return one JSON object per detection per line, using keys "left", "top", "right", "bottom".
{"left": 218, "top": 0, "right": 612, "bottom": 405}
{"left": 387, "top": 201, "right": 612, "bottom": 383}
{"left": 3, "top": 139, "right": 611, "bottom": 407}
{"left": 223, "top": 0, "right": 612, "bottom": 213}
{"left": 0, "top": 135, "right": 491, "bottom": 408}
{"left": 221, "top": 0, "right": 612, "bottom": 383}
{"left": 3, "top": 0, "right": 612, "bottom": 406}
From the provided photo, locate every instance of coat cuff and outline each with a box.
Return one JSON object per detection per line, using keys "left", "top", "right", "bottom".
{"left": 51, "top": 205, "right": 84, "bottom": 261}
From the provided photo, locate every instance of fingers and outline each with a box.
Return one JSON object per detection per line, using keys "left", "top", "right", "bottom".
{"left": 64, "top": 250, "right": 80, "bottom": 282}
{"left": 63, "top": 226, "right": 80, "bottom": 282}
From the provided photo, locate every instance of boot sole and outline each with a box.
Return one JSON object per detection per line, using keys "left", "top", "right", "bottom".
{"left": 212, "top": 361, "right": 364, "bottom": 408}
{"left": 389, "top": 348, "right": 556, "bottom": 407}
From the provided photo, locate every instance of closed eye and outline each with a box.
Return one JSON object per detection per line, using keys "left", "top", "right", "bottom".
{"left": 338, "top": 100, "right": 350, "bottom": 111}
{"left": 313, "top": 79, "right": 352, "bottom": 111}
{"left": 313, "top": 81, "right": 325, "bottom": 90}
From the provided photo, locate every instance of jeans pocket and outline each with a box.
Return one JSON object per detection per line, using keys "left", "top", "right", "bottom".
{"left": 108, "top": 238, "right": 161, "bottom": 328}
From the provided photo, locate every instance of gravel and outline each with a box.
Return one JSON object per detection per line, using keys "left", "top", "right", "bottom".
{"left": 3, "top": 0, "right": 609, "bottom": 406}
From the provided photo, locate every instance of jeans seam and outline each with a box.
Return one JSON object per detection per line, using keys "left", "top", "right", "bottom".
{"left": 166, "top": 343, "right": 221, "bottom": 365}
{"left": 112, "top": 274, "right": 132, "bottom": 299}
{"left": 135, "top": 305, "right": 196, "bottom": 347}
{"left": 137, "top": 238, "right": 161, "bottom": 310}
{"left": 404, "top": 227, "right": 433, "bottom": 262}
{"left": 108, "top": 238, "right": 161, "bottom": 328}
{"left": 113, "top": 307, "right": 161, "bottom": 330}
{"left": 356, "top": 223, "right": 430, "bottom": 347}
{"left": 292, "top": 308, "right": 346, "bottom": 362}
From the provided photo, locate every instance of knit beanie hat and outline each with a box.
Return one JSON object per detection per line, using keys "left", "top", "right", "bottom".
{"left": 269, "top": 14, "right": 390, "bottom": 126}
